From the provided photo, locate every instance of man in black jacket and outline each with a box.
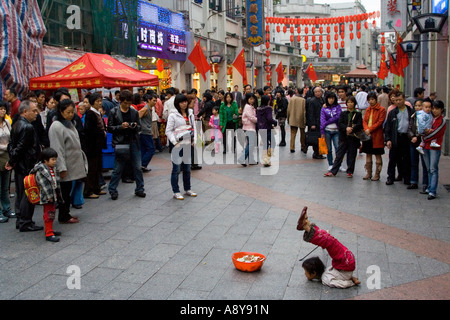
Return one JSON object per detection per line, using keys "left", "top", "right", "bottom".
{"left": 107, "top": 90, "right": 145, "bottom": 200}
{"left": 384, "top": 91, "right": 414, "bottom": 185}
{"left": 306, "top": 87, "right": 325, "bottom": 159}
{"left": 7, "top": 100, "right": 42, "bottom": 231}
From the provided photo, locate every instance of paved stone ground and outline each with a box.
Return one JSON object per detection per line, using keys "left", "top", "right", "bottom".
{"left": 0, "top": 128, "right": 449, "bottom": 301}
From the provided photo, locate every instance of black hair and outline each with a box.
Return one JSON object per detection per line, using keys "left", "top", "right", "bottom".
{"left": 40, "top": 147, "right": 58, "bottom": 161}
{"left": 212, "top": 105, "right": 220, "bottom": 113}
{"left": 203, "top": 92, "right": 213, "bottom": 101}
{"left": 133, "top": 93, "right": 142, "bottom": 105}
{"left": 8, "top": 88, "right": 17, "bottom": 96}
{"left": 0, "top": 100, "right": 9, "bottom": 114}
{"left": 260, "top": 95, "right": 271, "bottom": 107}
{"left": 174, "top": 93, "right": 188, "bottom": 115}
{"left": 346, "top": 95, "right": 357, "bottom": 106}
{"left": 302, "top": 256, "right": 325, "bottom": 278}
{"left": 119, "top": 90, "right": 133, "bottom": 102}
{"left": 324, "top": 91, "right": 338, "bottom": 107}
{"left": 413, "top": 87, "right": 425, "bottom": 97}
{"left": 244, "top": 92, "right": 258, "bottom": 108}
{"left": 367, "top": 91, "right": 378, "bottom": 101}
{"left": 166, "top": 88, "right": 175, "bottom": 96}
{"left": 432, "top": 100, "right": 445, "bottom": 110}
{"left": 256, "top": 88, "right": 264, "bottom": 96}
{"left": 57, "top": 98, "right": 75, "bottom": 114}
{"left": 88, "top": 93, "right": 102, "bottom": 106}
{"left": 223, "top": 92, "right": 234, "bottom": 105}
{"left": 34, "top": 90, "right": 45, "bottom": 98}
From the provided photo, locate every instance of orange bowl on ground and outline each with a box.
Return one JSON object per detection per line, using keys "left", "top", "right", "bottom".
{"left": 231, "top": 252, "right": 266, "bottom": 272}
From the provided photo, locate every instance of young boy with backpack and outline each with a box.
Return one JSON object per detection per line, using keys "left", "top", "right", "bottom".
{"left": 28, "top": 148, "right": 62, "bottom": 242}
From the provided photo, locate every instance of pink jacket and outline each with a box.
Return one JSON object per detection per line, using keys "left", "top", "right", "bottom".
{"left": 308, "top": 225, "right": 355, "bottom": 272}
{"left": 241, "top": 104, "right": 257, "bottom": 131}
{"left": 208, "top": 115, "right": 222, "bottom": 139}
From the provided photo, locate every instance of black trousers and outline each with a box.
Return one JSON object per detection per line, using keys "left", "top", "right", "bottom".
{"left": 387, "top": 133, "right": 411, "bottom": 183}
{"left": 330, "top": 138, "right": 360, "bottom": 175}
{"left": 59, "top": 181, "right": 74, "bottom": 222}
{"left": 14, "top": 172, "right": 36, "bottom": 230}
{"left": 85, "top": 154, "right": 102, "bottom": 195}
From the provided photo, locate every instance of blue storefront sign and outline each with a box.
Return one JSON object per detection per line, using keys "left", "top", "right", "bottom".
{"left": 137, "top": 23, "right": 187, "bottom": 61}
{"left": 432, "top": 0, "right": 449, "bottom": 14}
{"left": 246, "top": 0, "right": 264, "bottom": 46}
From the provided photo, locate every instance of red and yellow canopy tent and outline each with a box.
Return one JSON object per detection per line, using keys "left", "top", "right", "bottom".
{"left": 262, "top": 11, "right": 384, "bottom": 86}
{"left": 30, "top": 52, "right": 159, "bottom": 91}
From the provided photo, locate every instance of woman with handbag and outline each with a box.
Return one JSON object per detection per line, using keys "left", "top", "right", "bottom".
{"left": 361, "top": 92, "right": 386, "bottom": 181}
{"left": 165, "top": 94, "right": 197, "bottom": 200}
{"left": 324, "top": 96, "right": 362, "bottom": 178}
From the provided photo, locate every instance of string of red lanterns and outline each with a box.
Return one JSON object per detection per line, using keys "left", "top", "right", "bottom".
{"left": 264, "top": 10, "right": 380, "bottom": 64}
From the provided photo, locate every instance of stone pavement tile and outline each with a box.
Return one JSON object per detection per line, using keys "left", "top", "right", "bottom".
{"left": 12, "top": 274, "right": 68, "bottom": 300}
{"left": 140, "top": 243, "right": 184, "bottom": 262}
{"left": 130, "top": 272, "right": 186, "bottom": 300}
{"left": 100, "top": 254, "right": 139, "bottom": 270}
{"left": 179, "top": 264, "right": 228, "bottom": 292}
{"left": 115, "top": 260, "right": 164, "bottom": 284}
{"left": 169, "top": 287, "right": 211, "bottom": 300}
{"left": 208, "top": 278, "right": 252, "bottom": 300}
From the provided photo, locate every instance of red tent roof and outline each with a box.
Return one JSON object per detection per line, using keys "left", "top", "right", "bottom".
{"left": 345, "top": 64, "right": 377, "bottom": 78}
{"left": 30, "top": 52, "right": 159, "bottom": 90}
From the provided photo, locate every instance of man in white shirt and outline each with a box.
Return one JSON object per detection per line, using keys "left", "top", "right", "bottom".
{"left": 162, "top": 87, "right": 176, "bottom": 120}
{"left": 355, "top": 85, "right": 369, "bottom": 115}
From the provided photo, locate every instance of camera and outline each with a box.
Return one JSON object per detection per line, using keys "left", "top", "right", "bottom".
{"left": 130, "top": 122, "right": 137, "bottom": 128}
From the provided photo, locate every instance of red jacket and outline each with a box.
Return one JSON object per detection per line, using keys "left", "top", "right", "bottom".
{"left": 309, "top": 225, "right": 355, "bottom": 272}
{"left": 363, "top": 103, "right": 386, "bottom": 149}
{"left": 423, "top": 115, "right": 446, "bottom": 150}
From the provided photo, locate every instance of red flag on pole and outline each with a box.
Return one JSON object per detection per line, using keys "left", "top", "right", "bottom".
{"left": 232, "top": 48, "right": 248, "bottom": 85}
{"left": 276, "top": 61, "right": 284, "bottom": 84}
{"left": 389, "top": 52, "right": 401, "bottom": 77}
{"left": 305, "top": 63, "right": 318, "bottom": 82}
{"left": 395, "top": 32, "right": 409, "bottom": 76}
{"left": 378, "top": 58, "right": 388, "bottom": 80}
{"left": 188, "top": 41, "right": 210, "bottom": 81}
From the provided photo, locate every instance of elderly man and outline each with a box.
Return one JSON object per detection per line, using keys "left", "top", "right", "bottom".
{"left": 7, "top": 100, "right": 42, "bottom": 231}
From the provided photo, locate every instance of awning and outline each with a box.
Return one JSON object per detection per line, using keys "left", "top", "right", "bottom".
{"left": 345, "top": 64, "right": 377, "bottom": 78}
{"left": 30, "top": 52, "right": 159, "bottom": 90}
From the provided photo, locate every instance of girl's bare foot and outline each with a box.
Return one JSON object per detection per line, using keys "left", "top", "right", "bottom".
{"left": 352, "top": 277, "right": 361, "bottom": 285}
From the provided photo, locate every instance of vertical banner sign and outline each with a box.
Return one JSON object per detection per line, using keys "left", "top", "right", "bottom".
{"left": 246, "top": 0, "right": 264, "bottom": 46}
{"left": 380, "top": 0, "right": 408, "bottom": 32}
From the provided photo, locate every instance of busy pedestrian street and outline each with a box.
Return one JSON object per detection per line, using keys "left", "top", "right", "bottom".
{"left": 0, "top": 129, "right": 449, "bottom": 301}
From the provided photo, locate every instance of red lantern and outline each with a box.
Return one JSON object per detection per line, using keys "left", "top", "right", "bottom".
{"left": 312, "top": 43, "right": 316, "bottom": 52}
{"left": 381, "top": 36, "right": 385, "bottom": 44}
{"left": 327, "top": 26, "right": 331, "bottom": 33}
{"left": 319, "top": 26, "right": 323, "bottom": 34}
{"left": 267, "top": 74, "right": 271, "bottom": 81}
{"left": 266, "top": 33, "right": 270, "bottom": 41}
{"left": 319, "top": 50, "right": 323, "bottom": 58}
{"left": 377, "top": 11, "right": 380, "bottom": 18}
{"left": 372, "top": 20, "right": 376, "bottom": 28}
{"left": 156, "top": 59, "right": 164, "bottom": 72}
{"left": 297, "top": 26, "right": 301, "bottom": 33}
{"left": 283, "top": 26, "right": 287, "bottom": 33}
{"left": 345, "top": 16, "right": 349, "bottom": 23}
{"left": 357, "top": 22, "right": 361, "bottom": 30}
{"left": 305, "top": 26, "right": 309, "bottom": 34}
{"left": 312, "top": 35, "right": 316, "bottom": 42}
{"left": 341, "top": 32, "right": 345, "bottom": 39}
{"left": 290, "top": 26, "right": 294, "bottom": 34}
{"left": 334, "top": 25, "right": 338, "bottom": 33}
{"left": 265, "top": 42, "right": 270, "bottom": 49}
{"left": 214, "top": 64, "right": 219, "bottom": 74}
{"left": 290, "top": 35, "right": 294, "bottom": 42}
{"left": 305, "top": 43, "right": 309, "bottom": 50}
{"left": 319, "top": 35, "right": 323, "bottom": 42}
{"left": 297, "top": 35, "right": 301, "bottom": 42}
{"left": 312, "top": 27, "right": 316, "bottom": 34}
{"left": 334, "top": 34, "right": 338, "bottom": 41}
{"left": 381, "top": 45, "right": 385, "bottom": 53}
{"left": 266, "top": 50, "right": 270, "bottom": 57}
{"left": 334, "top": 42, "right": 338, "bottom": 50}
{"left": 364, "top": 21, "right": 368, "bottom": 29}
{"left": 327, "top": 34, "right": 331, "bottom": 42}
{"left": 349, "top": 24, "right": 354, "bottom": 31}
{"left": 327, "top": 42, "right": 331, "bottom": 50}
{"left": 327, "top": 51, "right": 331, "bottom": 59}
{"left": 227, "top": 67, "right": 232, "bottom": 75}
{"left": 266, "top": 58, "right": 270, "bottom": 65}
{"left": 276, "top": 25, "right": 280, "bottom": 33}
{"left": 357, "top": 31, "right": 361, "bottom": 39}
{"left": 265, "top": 25, "right": 270, "bottom": 32}
{"left": 305, "top": 35, "right": 309, "bottom": 43}
{"left": 341, "top": 40, "right": 345, "bottom": 48}
{"left": 350, "top": 33, "right": 354, "bottom": 40}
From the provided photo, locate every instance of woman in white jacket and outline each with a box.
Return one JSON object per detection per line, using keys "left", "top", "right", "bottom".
{"left": 165, "top": 94, "right": 198, "bottom": 200}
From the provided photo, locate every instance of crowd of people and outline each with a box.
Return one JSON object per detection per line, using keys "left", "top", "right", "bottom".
{"left": 0, "top": 82, "right": 446, "bottom": 242}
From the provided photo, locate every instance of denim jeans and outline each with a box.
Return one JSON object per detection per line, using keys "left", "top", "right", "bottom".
{"left": 140, "top": 133, "right": 155, "bottom": 168}
{"left": 325, "top": 130, "right": 339, "bottom": 166}
{"left": 108, "top": 141, "right": 144, "bottom": 194}
{"left": 171, "top": 146, "right": 191, "bottom": 194}
{"left": 422, "top": 149, "right": 441, "bottom": 196}
{"left": 409, "top": 145, "right": 428, "bottom": 187}
{"left": 238, "top": 130, "right": 257, "bottom": 164}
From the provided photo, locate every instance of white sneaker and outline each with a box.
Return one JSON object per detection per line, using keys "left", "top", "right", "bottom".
{"left": 416, "top": 146, "right": 424, "bottom": 154}
{"left": 173, "top": 193, "right": 184, "bottom": 200}
{"left": 328, "top": 165, "right": 333, "bottom": 170}
{"left": 339, "top": 166, "right": 347, "bottom": 172}
{"left": 185, "top": 190, "right": 197, "bottom": 197}
{"left": 430, "top": 141, "right": 441, "bottom": 148}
